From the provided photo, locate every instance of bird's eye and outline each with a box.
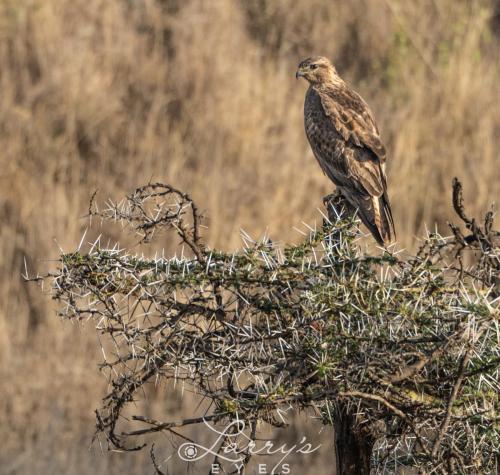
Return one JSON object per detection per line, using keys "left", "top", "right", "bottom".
{"left": 310, "top": 64, "right": 318, "bottom": 70}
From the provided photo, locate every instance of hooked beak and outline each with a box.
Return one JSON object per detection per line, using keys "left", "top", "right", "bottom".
{"left": 296, "top": 69, "right": 304, "bottom": 80}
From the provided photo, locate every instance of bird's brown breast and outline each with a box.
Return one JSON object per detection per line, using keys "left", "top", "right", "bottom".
{"left": 304, "top": 87, "right": 350, "bottom": 185}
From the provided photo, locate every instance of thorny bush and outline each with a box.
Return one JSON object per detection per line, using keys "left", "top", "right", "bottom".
{"left": 33, "top": 179, "right": 498, "bottom": 474}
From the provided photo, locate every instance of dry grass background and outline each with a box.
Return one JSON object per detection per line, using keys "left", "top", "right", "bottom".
{"left": 0, "top": 0, "right": 498, "bottom": 473}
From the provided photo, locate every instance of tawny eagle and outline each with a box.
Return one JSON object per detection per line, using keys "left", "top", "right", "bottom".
{"left": 297, "top": 56, "right": 395, "bottom": 245}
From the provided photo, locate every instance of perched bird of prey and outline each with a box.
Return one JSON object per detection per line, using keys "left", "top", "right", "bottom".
{"left": 296, "top": 56, "right": 395, "bottom": 246}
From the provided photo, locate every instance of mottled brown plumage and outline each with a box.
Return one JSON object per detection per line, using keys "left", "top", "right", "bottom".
{"left": 297, "top": 56, "right": 395, "bottom": 245}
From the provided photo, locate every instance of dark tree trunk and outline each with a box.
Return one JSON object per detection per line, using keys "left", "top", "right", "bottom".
{"left": 333, "top": 404, "right": 374, "bottom": 475}
{"left": 323, "top": 193, "right": 375, "bottom": 474}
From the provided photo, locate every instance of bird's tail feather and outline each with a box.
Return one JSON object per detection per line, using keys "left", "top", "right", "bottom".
{"left": 346, "top": 191, "right": 396, "bottom": 246}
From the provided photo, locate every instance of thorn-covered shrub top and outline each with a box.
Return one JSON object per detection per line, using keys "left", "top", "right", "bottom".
{"left": 36, "top": 180, "right": 499, "bottom": 474}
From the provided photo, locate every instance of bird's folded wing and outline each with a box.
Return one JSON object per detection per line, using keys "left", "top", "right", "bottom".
{"left": 318, "top": 89, "right": 387, "bottom": 197}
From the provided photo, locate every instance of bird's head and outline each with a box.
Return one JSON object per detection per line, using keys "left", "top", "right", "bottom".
{"left": 296, "top": 56, "right": 339, "bottom": 85}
